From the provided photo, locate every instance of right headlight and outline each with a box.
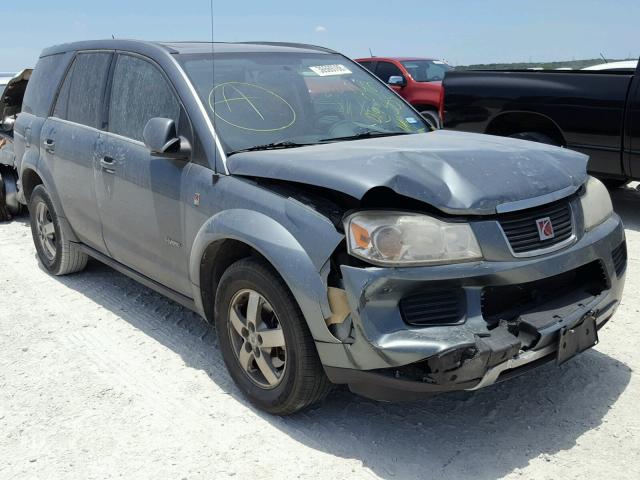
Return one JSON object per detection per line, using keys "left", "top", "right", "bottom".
{"left": 344, "top": 211, "right": 483, "bottom": 266}
{"left": 580, "top": 176, "right": 613, "bottom": 231}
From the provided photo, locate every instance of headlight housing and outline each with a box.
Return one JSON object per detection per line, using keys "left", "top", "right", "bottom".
{"left": 344, "top": 211, "right": 483, "bottom": 266}
{"left": 581, "top": 176, "right": 613, "bottom": 231}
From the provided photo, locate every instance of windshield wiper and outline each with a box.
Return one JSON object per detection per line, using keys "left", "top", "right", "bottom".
{"left": 320, "top": 130, "right": 412, "bottom": 143}
{"left": 226, "top": 141, "right": 315, "bottom": 157}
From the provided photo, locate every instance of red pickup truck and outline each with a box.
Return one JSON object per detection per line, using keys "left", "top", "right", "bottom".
{"left": 355, "top": 57, "right": 453, "bottom": 129}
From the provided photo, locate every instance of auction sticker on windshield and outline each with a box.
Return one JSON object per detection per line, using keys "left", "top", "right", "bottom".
{"left": 309, "top": 64, "right": 352, "bottom": 76}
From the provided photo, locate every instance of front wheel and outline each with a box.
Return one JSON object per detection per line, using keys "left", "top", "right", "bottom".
{"left": 215, "top": 258, "right": 332, "bottom": 415}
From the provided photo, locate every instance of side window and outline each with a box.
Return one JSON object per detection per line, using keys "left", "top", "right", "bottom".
{"left": 375, "top": 61, "right": 403, "bottom": 83}
{"left": 22, "top": 53, "right": 69, "bottom": 117}
{"left": 53, "top": 52, "right": 112, "bottom": 128}
{"left": 358, "top": 61, "right": 376, "bottom": 73}
{"left": 52, "top": 63, "right": 73, "bottom": 119}
{"left": 108, "top": 54, "right": 180, "bottom": 142}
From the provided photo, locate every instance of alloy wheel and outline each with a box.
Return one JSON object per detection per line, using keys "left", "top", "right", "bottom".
{"left": 228, "top": 289, "right": 287, "bottom": 389}
{"left": 35, "top": 202, "right": 56, "bottom": 261}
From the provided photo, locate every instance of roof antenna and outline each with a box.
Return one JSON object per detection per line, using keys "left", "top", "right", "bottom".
{"left": 369, "top": 47, "right": 374, "bottom": 57}
{"left": 209, "top": 4, "right": 216, "bottom": 122}
{"left": 209, "top": 0, "right": 222, "bottom": 173}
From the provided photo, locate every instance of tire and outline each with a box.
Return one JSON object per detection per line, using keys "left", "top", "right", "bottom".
{"left": 29, "top": 185, "right": 88, "bottom": 276}
{"left": 0, "top": 169, "right": 10, "bottom": 222}
{"left": 0, "top": 166, "right": 22, "bottom": 222}
{"left": 419, "top": 110, "right": 441, "bottom": 130}
{"left": 508, "top": 132, "right": 559, "bottom": 146}
{"left": 214, "top": 257, "right": 332, "bottom": 415}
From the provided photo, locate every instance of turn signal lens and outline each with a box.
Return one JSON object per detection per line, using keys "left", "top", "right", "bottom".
{"left": 350, "top": 221, "right": 371, "bottom": 249}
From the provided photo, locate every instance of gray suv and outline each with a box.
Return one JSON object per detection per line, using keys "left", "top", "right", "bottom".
{"left": 13, "top": 40, "right": 626, "bottom": 414}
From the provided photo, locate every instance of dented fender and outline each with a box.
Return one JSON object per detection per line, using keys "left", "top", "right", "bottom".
{"left": 188, "top": 207, "right": 343, "bottom": 344}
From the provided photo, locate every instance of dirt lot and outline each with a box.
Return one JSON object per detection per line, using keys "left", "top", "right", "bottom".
{"left": 1, "top": 187, "right": 639, "bottom": 480}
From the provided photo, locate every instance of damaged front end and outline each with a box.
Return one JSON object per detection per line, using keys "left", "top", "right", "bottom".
{"left": 232, "top": 136, "right": 625, "bottom": 402}
{"left": 321, "top": 208, "right": 625, "bottom": 402}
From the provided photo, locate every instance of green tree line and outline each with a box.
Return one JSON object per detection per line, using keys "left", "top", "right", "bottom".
{"left": 456, "top": 58, "right": 637, "bottom": 70}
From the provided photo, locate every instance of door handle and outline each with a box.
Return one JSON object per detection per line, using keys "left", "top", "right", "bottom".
{"left": 43, "top": 138, "right": 55, "bottom": 153}
{"left": 100, "top": 156, "right": 116, "bottom": 174}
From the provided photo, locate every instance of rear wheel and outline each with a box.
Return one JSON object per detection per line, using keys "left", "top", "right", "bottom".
{"left": 29, "top": 185, "right": 88, "bottom": 275}
{"left": 215, "top": 258, "right": 332, "bottom": 415}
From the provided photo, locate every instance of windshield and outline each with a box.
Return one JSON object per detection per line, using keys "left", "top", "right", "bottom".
{"left": 400, "top": 60, "right": 453, "bottom": 82}
{"left": 178, "top": 52, "right": 427, "bottom": 154}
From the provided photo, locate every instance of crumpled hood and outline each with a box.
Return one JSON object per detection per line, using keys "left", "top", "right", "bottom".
{"left": 226, "top": 130, "right": 588, "bottom": 215}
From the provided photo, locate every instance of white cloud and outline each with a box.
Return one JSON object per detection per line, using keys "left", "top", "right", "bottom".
{"left": 315, "top": 25, "right": 327, "bottom": 33}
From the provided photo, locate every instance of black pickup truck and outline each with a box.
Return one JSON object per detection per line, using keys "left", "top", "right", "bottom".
{"left": 442, "top": 62, "right": 640, "bottom": 187}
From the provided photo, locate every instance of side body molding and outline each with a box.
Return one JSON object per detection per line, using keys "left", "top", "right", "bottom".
{"left": 188, "top": 208, "right": 342, "bottom": 344}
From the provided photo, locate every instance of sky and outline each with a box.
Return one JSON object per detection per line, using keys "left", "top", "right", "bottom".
{"left": 3, "top": 0, "right": 638, "bottom": 71}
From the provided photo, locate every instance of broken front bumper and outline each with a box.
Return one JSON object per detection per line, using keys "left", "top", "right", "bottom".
{"left": 319, "top": 214, "right": 626, "bottom": 401}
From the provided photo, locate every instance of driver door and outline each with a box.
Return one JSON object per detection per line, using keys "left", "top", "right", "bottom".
{"left": 375, "top": 61, "right": 405, "bottom": 92}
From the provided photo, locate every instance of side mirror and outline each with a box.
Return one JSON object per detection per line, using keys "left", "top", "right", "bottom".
{"left": 388, "top": 75, "right": 406, "bottom": 87}
{"left": 143, "top": 117, "right": 189, "bottom": 160}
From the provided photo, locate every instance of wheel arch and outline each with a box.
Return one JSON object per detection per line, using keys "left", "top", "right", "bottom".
{"left": 21, "top": 165, "right": 79, "bottom": 243}
{"left": 20, "top": 168, "right": 44, "bottom": 203}
{"left": 485, "top": 111, "right": 566, "bottom": 146}
{"left": 189, "top": 209, "right": 340, "bottom": 344}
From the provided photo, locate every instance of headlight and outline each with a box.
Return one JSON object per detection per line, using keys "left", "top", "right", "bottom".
{"left": 344, "top": 211, "right": 483, "bottom": 266}
{"left": 581, "top": 177, "right": 613, "bottom": 231}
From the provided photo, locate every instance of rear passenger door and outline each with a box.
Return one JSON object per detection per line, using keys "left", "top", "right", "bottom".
{"left": 44, "top": 51, "right": 113, "bottom": 252}
{"left": 97, "top": 53, "right": 192, "bottom": 295}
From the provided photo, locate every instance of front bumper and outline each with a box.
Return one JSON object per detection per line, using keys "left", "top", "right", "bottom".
{"left": 318, "top": 213, "right": 626, "bottom": 401}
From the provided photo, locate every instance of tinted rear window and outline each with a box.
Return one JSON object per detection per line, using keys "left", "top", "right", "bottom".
{"left": 22, "top": 53, "right": 69, "bottom": 117}
{"left": 53, "top": 52, "right": 112, "bottom": 128}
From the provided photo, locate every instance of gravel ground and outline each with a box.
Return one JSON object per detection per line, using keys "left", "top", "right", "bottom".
{"left": 1, "top": 186, "right": 639, "bottom": 480}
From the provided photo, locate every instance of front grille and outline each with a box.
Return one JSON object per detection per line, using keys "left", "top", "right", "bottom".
{"left": 400, "top": 289, "right": 465, "bottom": 326}
{"left": 481, "top": 261, "right": 607, "bottom": 326}
{"left": 498, "top": 200, "right": 573, "bottom": 254}
{"left": 612, "top": 241, "right": 627, "bottom": 277}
